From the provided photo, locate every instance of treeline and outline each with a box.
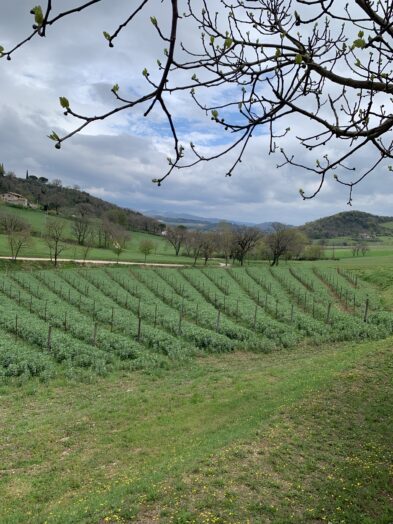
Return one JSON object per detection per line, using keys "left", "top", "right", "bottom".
{"left": 165, "top": 223, "right": 325, "bottom": 265}
{"left": 0, "top": 166, "right": 163, "bottom": 235}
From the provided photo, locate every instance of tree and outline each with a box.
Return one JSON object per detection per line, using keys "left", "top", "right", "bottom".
{"left": 44, "top": 193, "right": 66, "bottom": 215}
{"left": 51, "top": 178, "right": 63, "bottom": 188}
{"left": 360, "top": 243, "right": 370, "bottom": 256}
{"left": 72, "top": 214, "right": 91, "bottom": 245}
{"left": 232, "top": 227, "right": 262, "bottom": 266}
{"left": 185, "top": 230, "right": 205, "bottom": 265}
{"left": 216, "top": 222, "right": 235, "bottom": 266}
{"left": 286, "top": 230, "right": 308, "bottom": 260}
{"left": 0, "top": 212, "right": 31, "bottom": 260}
{"left": 3, "top": 2, "right": 393, "bottom": 203}
{"left": 0, "top": 163, "right": 5, "bottom": 176}
{"left": 111, "top": 226, "right": 130, "bottom": 261}
{"left": 200, "top": 232, "right": 216, "bottom": 266}
{"left": 265, "top": 225, "right": 299, "bottom": 266}
{"left": 139, "top": 239, "right": 155, "bottom": 262}
{"left": 80, "top": 230, "right": 95, "bottom": 261}
{"left": 45, "top": 219, "right": 67, "bottom": 266}
{"left": 165, "top": 226, "right": 187, "bottom": 256}
{"left": 304, "top": 243, "right": 324, "bottom": 261}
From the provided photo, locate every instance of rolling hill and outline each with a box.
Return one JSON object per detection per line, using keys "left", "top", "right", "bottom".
{"left": 300, "top": 211, "right": 393, "bottom": 239}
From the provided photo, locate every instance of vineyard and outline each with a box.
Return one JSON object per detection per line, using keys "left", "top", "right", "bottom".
{"left": 0, "top": 265, "right": 391, "bottom": 381}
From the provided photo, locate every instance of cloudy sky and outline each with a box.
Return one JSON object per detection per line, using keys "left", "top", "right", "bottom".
{"left": 1, "top": 1, "right": 392, "bottom": 225}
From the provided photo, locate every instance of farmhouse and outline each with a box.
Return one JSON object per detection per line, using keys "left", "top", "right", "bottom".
{"left": 1, "top": 192, "right": 29, "bottom": 207}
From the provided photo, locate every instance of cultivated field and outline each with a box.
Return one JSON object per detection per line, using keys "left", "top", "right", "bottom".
{"left": 0, "top": 264, "right": 392, "bottom": 523}
{"left": 0, "top": 266, "right": 391, "bottom": 381}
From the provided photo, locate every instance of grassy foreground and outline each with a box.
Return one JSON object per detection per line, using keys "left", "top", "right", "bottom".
{"left": 0, "top": 338, "right": 392, "bottom": 523}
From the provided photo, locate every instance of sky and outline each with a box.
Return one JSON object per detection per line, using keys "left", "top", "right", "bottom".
{"left": 1, "top": 1, "right": 392, "bottom": 226}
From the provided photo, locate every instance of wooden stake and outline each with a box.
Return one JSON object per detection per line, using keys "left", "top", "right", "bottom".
{"left": 47, "top": 325, "right": 52, "bottom": 351}
{"left": 326, "top": 303, "right": 332, "bottom": 323}
{"left": 137, "top": 317, "right": 142, "bottom": 341}
{"left": 253, "top": 304, "right": 258, "bottom": 329}
{"left": 364, "top": 298, "right": 369, "bottom": 323}
{"left": 178, "top": 307, "right": 183, "bottom": 335}
{"left": 92, "top": 323, "right": 97, "bottom": 346}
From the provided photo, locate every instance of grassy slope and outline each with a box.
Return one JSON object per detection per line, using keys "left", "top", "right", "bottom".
{"left": 0, "top": 337, "right": 392, "bottom": 524}
{"left": 0, "top": 203, "right": 192, "bottom": 263}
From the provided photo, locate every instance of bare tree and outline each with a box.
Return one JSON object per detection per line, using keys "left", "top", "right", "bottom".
{"left": 232, "top": 227, "right": 262, "bottom": 266}
{"left": 165, "top": 226, "right": 187, "bottom": 256}
{"left": 0, "top": 212, "right": 31, "bottom": 260}
{"left": 139, "top": 239, "right": 155, "bottom": 262}
{"left": 187, "top": 231, "right": 205, "bottom": 265}
{"left": 111, "top": 227, "right": 130, "bottom": 261}
{"left": 3, "top": 2, "right": 393, "bottom": 203}
{"left": 72, "top": 214, "right": 91, "bottom": 246}
{"left": 44, "top": 192, "right": 66, "bottom": 215}
{"left": 45, "top": 219, "right": 67, "bottom": 266}
{"left": 80, "top": 230, "right": 95, "bottom": 261}
{"left": 200, "top": 232, "right": 216, "bottom": 266}
{"left": 216, "top": 222, "right": 235, "bottom": 266}
{"left": 265, "top": 225, "right": 299, "bottom": 266}
{"left": 360, "top": 243, "right": 370, "bottom": 256}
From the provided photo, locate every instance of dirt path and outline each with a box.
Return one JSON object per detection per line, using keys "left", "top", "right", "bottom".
{"left": 0, "top": 256, "right": 186, "bottom": 267}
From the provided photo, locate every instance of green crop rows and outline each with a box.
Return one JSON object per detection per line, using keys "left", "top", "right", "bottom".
{"left": 0, "top": 266, "right": 391, "bottom": 381}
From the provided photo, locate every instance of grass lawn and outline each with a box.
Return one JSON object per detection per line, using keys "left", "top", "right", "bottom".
{"left": 0, "top": 203, "right": 193, "bottom": 264}
{"left": 0, "top": 231, "right": 193, "bottom": 265}
{"left": 0, "top": 337, "right": 391, "bottom": 523}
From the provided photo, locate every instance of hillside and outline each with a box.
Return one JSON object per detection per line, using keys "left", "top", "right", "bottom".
{"left": 0, "top": 172, "right": 163, "bottom": 234}
{"left": 301, "top": 210, "right": 393, "bottom": 239}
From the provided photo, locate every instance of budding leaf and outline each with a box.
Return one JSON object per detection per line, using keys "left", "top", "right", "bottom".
{"left": 353, "top": 38, "right": 366, "bottom": 49}
{"left": 224, "top": 37, "right": 233, "bottom": 50}
{"left": 295, "top": 54, "right": 303, "bottom": 65}
{"left": 112, "top": 84, "right": 119, "bottom": 93}
{"left": 48, "top": 131, "right": 60, "bottom": 142}
{"left": 142, "top": 68, "right": 149, "bottom": 77}
{"left": 150, "top": 16, "right": 157, "bottom": 26}
{"left": 32, "top": 6, "right": 44, "bottom": 25}
{"left": 103, "top": 31, "right": 111, "bottom": 41}
{"left": 59, "top": 96, "right": 69, "bottom": 109}
{"left": 0, "top": 46, "right": 4, "bottom": 57}
{"left": 211, "top": 110, "right": 219, "bottom": 119}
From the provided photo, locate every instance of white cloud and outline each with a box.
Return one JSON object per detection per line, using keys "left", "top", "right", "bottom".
{"left": 0, "top": 1, "right": 392, "bottom": 225}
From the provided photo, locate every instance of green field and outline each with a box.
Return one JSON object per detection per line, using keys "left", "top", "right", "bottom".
{"left": 0, "top": 263, "right": 392, "bottom": 523}
{"left": 0, "top": 203, "right": 191, "bottom": 263}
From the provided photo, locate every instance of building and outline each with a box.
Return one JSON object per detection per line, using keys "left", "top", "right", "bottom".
{"left": 1, "top": 192, "right": 29, "bottom": 207}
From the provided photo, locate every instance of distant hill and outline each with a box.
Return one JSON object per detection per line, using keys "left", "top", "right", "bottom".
{"left": 301, "top": 211, "right": 393, "bottom": 239}
{"left": 148, "top": 211, "right": 292, "bottom": 232}
{"left": 254, "top": 221, "right": 294, "bottom": 233}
